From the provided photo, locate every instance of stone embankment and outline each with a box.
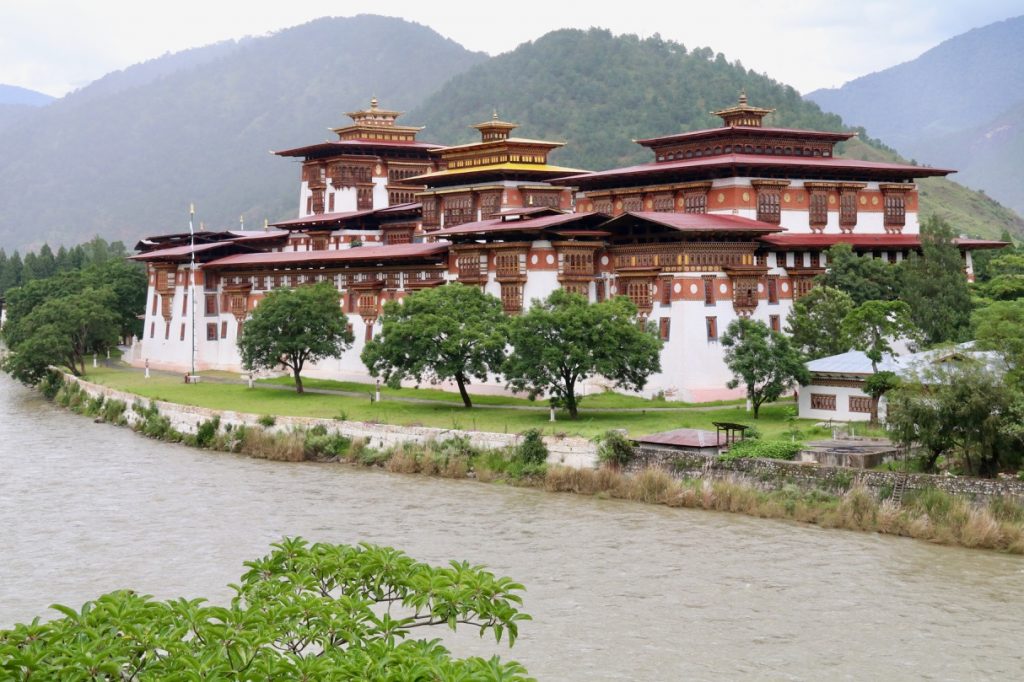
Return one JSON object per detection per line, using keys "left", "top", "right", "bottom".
{"left": 61, "top": 373, "right": 598, "bottom": 468}
{"left": 634, "top": 446, "right": 1024, "bottom": 502}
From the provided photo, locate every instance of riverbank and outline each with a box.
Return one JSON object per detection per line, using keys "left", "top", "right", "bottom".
{"left": 43, "top": 369, "right": 1024, "bottom": 554}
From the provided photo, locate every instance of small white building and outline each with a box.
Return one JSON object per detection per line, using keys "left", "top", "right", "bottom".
{"left": 798, "top": 344, "right": 1005, "bottom": 422}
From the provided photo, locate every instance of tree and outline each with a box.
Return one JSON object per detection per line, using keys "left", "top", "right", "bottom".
{"left": 0, "top": 538, "right": 532, "bottom": 680}
{"left": 237, "top": 282, "right": 353, "bottom": 393}
{"left": 973, "top": 300, "right": 1024, "bottom": 383}
{"left": 720, "top": 317, "right": 809, "bottom": 419}
{"left": 504, "top": 291, "right": 662, "bottom": 419}
{"left": 361, "top": 284, "right": 507, "bottom": 408}
{"left": 898, "top": 216, "right": 972, "bottom": 345}
{"left": 2, "top": 288, "right": 120, "bottom": 383}
{"left": 886, "top": 364, "right": 1023, "bottom": 476}
{"left": 842, "top": 300, "right": 918, "bottom": 422}
{"left": 863, "top": 370, "right": 900, "bottom": 426}
{"left": 818, "top": 243, "right": 900, "bottom": 304}
{"left": 784, "top": 285, "right": 854, "bottom": 359}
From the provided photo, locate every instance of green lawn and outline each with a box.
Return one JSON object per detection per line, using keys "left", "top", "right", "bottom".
{"left": 257, "top": 375, "right": 745, "bottom": 409}
{"left": 83, "top": 365, "right": 813, "bottom": 439}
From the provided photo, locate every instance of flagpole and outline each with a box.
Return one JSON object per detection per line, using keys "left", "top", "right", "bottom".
{"left": 189, "top": 203, "right": 197, "bottom": 380}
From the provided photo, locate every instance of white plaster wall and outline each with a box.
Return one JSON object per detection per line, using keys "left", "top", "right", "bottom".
{"left": 797, "top": 383, "right": 878, "bottom": 422}
{"left": 330, "top": 186, "right": 358, "bottom": 213}
{"left": 298, "top": 180, "right": 309, "bottom": 217}
{"left": 372, "top": 177, "right": 388, "bottom": 208}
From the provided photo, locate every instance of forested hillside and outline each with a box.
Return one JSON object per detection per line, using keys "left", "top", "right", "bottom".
{"left": 0, "top": 16, "right": 485, "bottom": 251}
{"left": 807, "top": 15, "right": 1024, "bottom": 216}
{"left": 412, "top": 28, "right": 1022, "bottom": 241}
{"left": 0, "top": 84, "right": 55, "bottom": 134}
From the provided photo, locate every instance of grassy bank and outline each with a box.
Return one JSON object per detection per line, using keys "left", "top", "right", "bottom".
{"left": 82, "top": 364, "right": 804, "bottom": 439}
{"left": 48, "top": 373, "right": 1024, "bottom": 554}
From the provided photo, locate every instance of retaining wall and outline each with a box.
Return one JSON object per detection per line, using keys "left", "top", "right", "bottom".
{"left": 633, "top": 446, "right": 1024, "bottom": 502}
{"left": 61, "top": 373, "right": 598, "bottom": 468}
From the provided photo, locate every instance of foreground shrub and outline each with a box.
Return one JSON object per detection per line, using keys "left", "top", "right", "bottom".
{"left": 594, "top": 429, "right": 636, "bottom": 468}
{"left": 515, "top": 429, "right": 548, "bottom": 465}
{"left": 239, "top": 427, "right": 305, "bottom": 461}
{"left": 303, "top": 425, "right": 351, "bottom": 459}
{"left": 0, "top": 538, "right": 532, "bottom": 680}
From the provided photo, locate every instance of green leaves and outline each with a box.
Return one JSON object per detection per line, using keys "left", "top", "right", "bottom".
{"left": 721, "top": 318, "right": 808, "bottom": 419}
{"left": 504, "top": 291, "right": 662, "bottom": 419}
{"left": 237, "top": 283, "right": 354, "bottom": 393}
{"left": 784, "top": 285, "right": 854, "bottom": 359}
{"left": 361, "top": 283, "right": 507, "bottom": 408}
{"left": 0, "top": 539, "right": 533, "bottom": 681}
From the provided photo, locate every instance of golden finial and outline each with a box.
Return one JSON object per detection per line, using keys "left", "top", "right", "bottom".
{"left": 370, "top": 96, "right": 379, "bottom": 109}
{"left": 492, "top": 108, "right": 499, "bottom": 120}
{"left": 738, "top": 89, "right": 748, "bottom": 106}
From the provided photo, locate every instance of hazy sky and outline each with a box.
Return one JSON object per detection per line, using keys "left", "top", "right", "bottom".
{"left": 3, "top": 0, "right": 1021, "bottom": 97}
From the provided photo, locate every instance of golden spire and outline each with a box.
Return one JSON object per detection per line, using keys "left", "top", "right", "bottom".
{"left": 492, "top": 108, "right": 499, "bottom": 120}
{"left": 738, "top": 89, "right": 747, "bottom": 106}
{"left": 370, "top": 96, "right": 379, "bottom": 109}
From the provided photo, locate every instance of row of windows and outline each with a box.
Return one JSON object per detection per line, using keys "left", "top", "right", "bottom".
{"left": 656, "top": 143, "right": 832, "bottom": 162}
{"left": 810, "top": 394, "right": 872, "bottom": 413}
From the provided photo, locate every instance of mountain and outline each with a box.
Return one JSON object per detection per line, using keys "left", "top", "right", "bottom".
{"left": 0, "top": 84, "right": 55, "bottom": 134}
{"left": 0, "top": 15, "right": 486, "bottom": 251}
{"left": 806, "top": 15, "right": 1024, "bottom": 215}
{"left": 0, "top": 84, "right": 54, "bottom": 106}
{"left": 411, "top": 28, "right": 1023, "bottom": 241}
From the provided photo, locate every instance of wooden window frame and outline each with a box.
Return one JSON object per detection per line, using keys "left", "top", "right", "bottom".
{"left": 706, "top": 316, "right": 718, "bottom": 341}
{"left": 811, "top": 393, "right": 837, "bottom": 411}
{"left": 206, "top": 323, "right": 218, "bottom": 341}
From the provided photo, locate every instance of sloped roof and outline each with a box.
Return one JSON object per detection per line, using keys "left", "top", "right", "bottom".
{"left": 635, "top": 428, "right": 723, "bottom": 448}
{"left": 603, "top": 211, "right": 784, "bottom": 234}
{"left": 203, "top": 241, "right": 449, "bottom": 268}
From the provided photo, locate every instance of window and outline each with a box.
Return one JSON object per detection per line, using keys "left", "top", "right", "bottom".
{"left": 811, "top": 394, "right": 837, "bottom": 411}
{"left": 703, "top": 276, "right": 716, "bottom": 305}
{"left": 220, "top": 321, "right": 228, "bottom": 339}
{"left": 151, "top": 294, "right": 158, "bottom": 315}
{"left": 164, "top": 322, "right": 171, "bottom": 340}
{"left": 706, "top": 316, "right": 718, "bottom": 340}
{"left": 849, "top": 395, "right": 872, "bottom": 413}
{"left": 179, "top": 323, "right": 186, "bottom": 341}
{"left": 769, "top": 315, "right": 780, "bottom": 332}
{"left": 767, "top": 277, "right": 778, "bottom": 304}
{"left": 684, "top": 191, "right": 707, "bottom": 214}
{"left": 625, "top": 280, "right": 652, "bottom": 312}
{"left": 660, "top": 278, "right": 672, "bottom": 305}
{"left": 595, "top": 280, "right": 606, "bottom": 302}
{"left": 809, "top": 191, "right": 828, "bottom": 229}
{"left": 364, "top": 324, "right": 373, "bottom": 342}
{"left": 621, "top": 195, "right": 643, "bottom": 212}
{"left": 150, "top": 322, "right": 155, "bottom": 339}
{"left": 443, "top": 195, "right": 474, "bottom": 227}
{"left": 205, "top": 294, "right": 218, "bottom": 316}
{"left": 756, "top": 189, "right": 781, "bottom": 225}
{"left": 501, "top": 283, "right": 523, "bottom": 313}
{"left": 659, "top": 318, "right": 671, "bottom": 341}
{"left": 207, "top": 323, "right": 217, "bottom": 341}
{"left": 652, "top": 193, "right": 674, "bottom": 212}
{"left": 356, "top": 186, "right": 373, "bottom": 211}
{"left": 422, "top": 197, "right": 439, "bottom": 228}
{"left": 839, "top": 190, "right": 858, "bottom": 228}
{"left": 204, "top": 272, "right": 218, "bottom": 292}
{"left": 181, "top": 292, "right": 188, "bottom": 316}
{"left": 884, "top": 193, "right": 906, "bottom": 229}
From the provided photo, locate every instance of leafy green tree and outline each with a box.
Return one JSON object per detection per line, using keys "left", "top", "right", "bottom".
{"left": 0, "top": 251, "right": 21, "bottom": 294}
{"left": 361, "top": 283, "right": 506, "bottom": 408}
{"left": 2, "top": 288, "right": 120, "bottom": 383}
{"left": 841, "top": 300, "right": 918, "bottom": 373}
{"left": 863, "top": 370, "right": 900, "bottom": 426}
{"left": 504, "top": 291, "right": 662, "bottom": 419}
{"left": 0, "top": 538, "right": 532, "bottom": 680}
{"left": 721, "top": 317, "right": 809, "bottom": 419}
{"left": 898, "top": 217, "right": 972, "bottom": 344}
{"left": 784, "top": 285, "right": 854, "bottom": 359}
{"left": 973, "top": 300, "right": 1024, "bottom": 381}
{"left": 886, "top": 364, "right": 1023, "bottom": 476}
{"left": 238, "top": 282, "right": 353, "bottom": 393}
{"left": 976, "top": 251, "right": 1024, "bottom": 301}
{"left": 818, "top": 243, "right": 900, "bottom": 304}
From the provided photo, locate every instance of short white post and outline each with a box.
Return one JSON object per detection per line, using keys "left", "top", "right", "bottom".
{"left": 746, "top": 399, "right": 752, "bottom": 413}
{"left": 92, "top": 353, "right": 97, "bottom": 368}
{"left": 247, "top": 374, "right": 254, "bottom": 389}
{"left": 106, "top": 348, "right": 110, "bottom": 360}
{"left": 144, "top": 359, "right": 150, "bottom": 379}
{"left": 375, "top": 379, "right": 381, "bottom": 403}
{"left": 549, "top": 406, "right": 556, "bottom": 422}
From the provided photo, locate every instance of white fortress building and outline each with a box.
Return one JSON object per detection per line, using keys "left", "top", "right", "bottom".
{"left": 130, "top": 96, "right": 1002, "bottom": 402}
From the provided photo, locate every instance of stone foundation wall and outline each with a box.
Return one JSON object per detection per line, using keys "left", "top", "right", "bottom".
{"left": 61, "top": 373, "right": 597, "bottom": 468}
{"left": 633, "top": 446, "right": 1024, "bottom": 502}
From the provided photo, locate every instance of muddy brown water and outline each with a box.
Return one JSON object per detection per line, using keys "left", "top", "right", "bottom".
{"left": 1, "top": 373, "right": 1022, "bottom": 680}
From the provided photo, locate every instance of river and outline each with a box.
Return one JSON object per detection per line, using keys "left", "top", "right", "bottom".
{"left": 1, "top": 373, "right": 1022, "bottom": 680}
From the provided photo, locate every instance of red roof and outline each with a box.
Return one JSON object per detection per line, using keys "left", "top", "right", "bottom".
{"left": 760, "top": 233, "right": 1009, "bottom": 250}
{"left": 270, "top": 210, "right": 377, "bottom": 228}
{"left": 554, "top": 153, "right": 953, "bottom": 188}
{"left": 635, "top": 428, "right": 723, "bottom": 448}
{"left": 635, "top": 125, "right": 855, "bottom": 147}
{"left": 274, "top": 139, "right": 441, "bottom": 157}
{"left": 604, "top": 211, "right": 784, "bottom": 234}
{"left": 129, "top": 241, "right": 238, "bottom": 261}
{"left": 432, "top": 211, "right": 608, "bottom": 237}
{"left": 204, "top": 242, "right": 450, "bottom": 269}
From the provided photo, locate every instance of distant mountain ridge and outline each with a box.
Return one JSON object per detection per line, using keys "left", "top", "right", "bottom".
{"left": 412, "top": 28, "right": 1022, "bottom": 241}
{"left": 0, "top": 84, "right": 54, "bottom": 106}
{"left": 806, "top": 15, "right": 1024, "bottom": 216}
{"left": 0, "top": 17, "right": 1020, "bottom": 251}
{"left": 0, "top": 15, "right": 486, "bottom": 251}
